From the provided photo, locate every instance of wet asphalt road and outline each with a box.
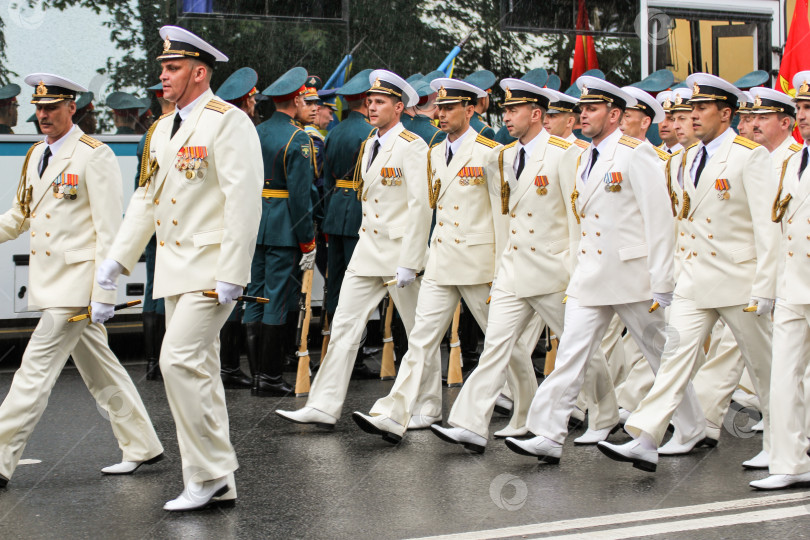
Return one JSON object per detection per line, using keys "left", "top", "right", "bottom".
{"left": 0, "top": 357, "right": 808, "bottom": 540}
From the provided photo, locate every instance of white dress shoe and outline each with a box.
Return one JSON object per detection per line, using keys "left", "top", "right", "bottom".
{"left": 163, "top": 477, "right": 233, "bottom": 511}
{"left": 597, "top": 440, "right": 657, "bottom": 472}
{"left": 430, "top": 424, "right": 487, "bottom": 453}
{"left": 101, "top": 453, "right": 164, "bottom": 475}
{"left": 493, "top": 394, "right": 513, "bottom": 416}
{"left": 493, "top": 425, "right": 529, "bottom": 438}
{"left": 751, "top": 419, "right": 764, "bottom": 432}
{"left": 574, "top": 424, "right": 619, "bottom": 445}
{"left": 659, "top": 431, "right": 717, "bottom": 455}
{"left": 275, "top": 407, "right": 336, "bottom": 429}
{"left": 351, "top": 412, "right": 404, "bottom": 444}
{"left": 408, "top": 414, "right": 441, "bottom": 430}
{"left": 742, "top": 450, "right": 769, "bottom": 469}
{"left": 618, "top": 408, "right": 631, "bottom": 425}
{"left": 504, "top": 435, "right": 562, "bottom": 463}
{"left": 750, "top": 471, "right": 810, "bottom": 490}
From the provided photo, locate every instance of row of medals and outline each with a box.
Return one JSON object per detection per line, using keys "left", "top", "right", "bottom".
{"left": 53, "top": 183, "right": 77, "bottom": 200}
{"left": 177, "top": 153, "right": 207, "bottom": 179}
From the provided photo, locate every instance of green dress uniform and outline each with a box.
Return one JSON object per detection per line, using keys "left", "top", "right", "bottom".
{"left": 494, "top": 124, "right": 515, "bottom": 145}
{"left": 0, "top": 83, "right": 20, "bottom": 134}
{"left": 471, "top": 111, "right": 496, "bottom": 140}
{"left": 321, "top": 110, "right": 374, "bottom": 315}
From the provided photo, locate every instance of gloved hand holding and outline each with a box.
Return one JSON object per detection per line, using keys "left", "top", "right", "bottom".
{"left": 215, "top": 281, "right": 243, "bottom": 304}
{"left": 396, "top": 267, "right": 416, "bottom": 288}
{"left": 652, "top": 291, "right": 673, "bottom": 309}
{"left": 97, "top": 259, "right": 124, "bottom": 291}
{"left": 90, "top": 301, "right": 115, "bottom": 324}
{"left": 748, "top": 296, "right": 775, "bottom": 316}
{"left": 299, "top": 248, "right": 317, "bottom": 271}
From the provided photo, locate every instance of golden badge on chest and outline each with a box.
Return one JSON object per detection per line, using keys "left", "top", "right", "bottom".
{"left": 458, "top": 166, "right": 485, "bottom": 186}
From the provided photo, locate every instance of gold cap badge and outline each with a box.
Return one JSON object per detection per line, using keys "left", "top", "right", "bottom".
{"left": 674, "top": 94, "right": 682, "bottom": 105}
{"left": 663, "top": 98, "right": 672, "bottom": 109}
{"left": 163, "top": 35, "right": 171, "bottom": 52}
{"left": 505, "top": 87, "right": 511, "bottom": 99}
{"left": 800, "top": 81, "right": 809, "bottom": 94}
{"left": 692, "top": 82, "right": 700, "bottom": 95}
{"left": 438, "top": 85, "right": 447, "bottom": 98}
{"left": 580, "top": 85, "right": 588, "bottom": 96}
{"left": 753, "top": 95, "right": 762, "bottom": 107}
{"left": 371, "top": 77, "right": 382, "bottom": 89}
{"left": 35, "top": 81, "right": 47, "bottom": 95}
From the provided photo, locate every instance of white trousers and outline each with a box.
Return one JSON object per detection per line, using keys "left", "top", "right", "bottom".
{"left": 526, "top": 297, "right": 704, "bottom": 444}
{"left": 691, "top": 320, "right": 744, "bottom": 428}
{"left": 447, "top": 287, "right": 572, "bottom": 438}
{"left": 162, "top": 292, "right": 237, "bottom": 486}
{"left": 307, "top": 269, "right": 421, "bottom": 418}
{"left": 769, "top": 301, "right": 810, "bottom": 474}
{"left": 0, "top": 308, "right": 162, "bottom": 479}
{"left": 626, "top": 295, "right": 772, "bottom": 448}
{"left": 370, "top": 279, "right": 532, "bottom": 433}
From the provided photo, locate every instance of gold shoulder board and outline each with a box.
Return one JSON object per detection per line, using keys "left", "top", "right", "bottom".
{"left": 502, "top": 140, "right": 518, "bottom": 150}
{"left": 733, "top": 135, "right": 760, "bottom": 150}
{"left": 475, "top": 134, "right": 498, "bottom": 148}
{"left": 618, "top": 135, "right": 641, "bottom": 148}
{"left": 655, "top": 146, "right": 672, "bottom": 161}
{"left": 548, "top": 136, "right": 572, "bottom": 150}
{"left": 790, "top": 143, "right": 803, "bottom": 153}
{"left": 204, "top": 99, "right": 234, "bottom": 114}
{"left": 574, "top": 139, "right": 589, "bottom": 149}
{"left": 79, "top": 134, "right": 103, "bottom": 149}
{"left": 398, "top": 129, "right": 418, "bottom": 142}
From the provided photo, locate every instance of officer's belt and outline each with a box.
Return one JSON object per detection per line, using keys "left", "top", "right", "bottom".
{"left": 262, "top": 189, "right": 289, "bottom": 198}
{"left": 335, "top": 179, "right": 359, "bottom": 190}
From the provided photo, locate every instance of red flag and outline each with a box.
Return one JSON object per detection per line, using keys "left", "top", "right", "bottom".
{"left": 570, "top": 0, "right": 599, "bottom": 86}
{"left": 776, "top": 0, "right": 810, "bottom": 142}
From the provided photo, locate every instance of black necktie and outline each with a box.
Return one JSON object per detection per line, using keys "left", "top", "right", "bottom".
{"left": 446, "top": 147, "right": 454, "bottom": 166}
{"left": 667, "top": 148, "right": 672, "bottom": 154}
{"left": 694, "top": 147, "right": 707, "bottom": 187}
{"left": 39, "top": 146, "right": 52, "bottom": 177}
{"left": 366, "top": 140, "right": 380, "bottom": 171}
{"left": 800, "top": 148, "right": 809, "bottom": 180}
{"left": 516, "top": 148, "right": 526, "bottom": 178}
{"left": 587, "top": 148, "right": 599, "bottom": 178}
{"left": 171, "top": 113, "right": 182, "bottom": 138}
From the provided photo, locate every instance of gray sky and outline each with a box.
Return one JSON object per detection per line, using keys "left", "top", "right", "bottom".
{"left": 3, "top": 0, "right": 137, "bottom": 133}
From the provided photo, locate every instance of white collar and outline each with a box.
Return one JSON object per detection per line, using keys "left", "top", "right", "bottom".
{"left": 593, "top": 128, "right": 621, "bottom": 153}
{"left": 695, "top": 127, "right": 735, "bottom": 160}
{"left": 177, "top": 93, "right": 205, "bottom": 122}
{"left": 446, "top": 126, "right": 474, "bottom": 161}
{"left": 514, "top": 130, "right": 542, "bottom": 174}
{"left": 42, "top": 124, "right": 76, "bottom": 159}
{"left": 374, "top": 121, "right": 401, "bottom": 148}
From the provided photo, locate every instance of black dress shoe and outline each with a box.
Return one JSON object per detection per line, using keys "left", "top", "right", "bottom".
{"left": 0, "top": 473, "right": 7, "bottom": 488}
{"left": 252, "top": 375, "right": 293, "bottom": 397}
{"left": 351, "top": 363, "right": 380, "bottom": 380}
{"left": 220, "top": 368, "right": 252, "bottom": 389}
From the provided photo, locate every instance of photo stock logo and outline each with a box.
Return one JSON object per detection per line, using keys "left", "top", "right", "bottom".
{"left": 489, "top": 473, "right": 528, "bottom": 511}
{"left": 635, "top": 8, "right": 672, "bottom": 46}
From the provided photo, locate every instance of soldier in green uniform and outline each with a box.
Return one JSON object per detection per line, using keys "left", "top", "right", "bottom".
{"left": 106, "top": 91, "right": 143, "bottom": 134}
{"left": 303, "top": 76, "right": 329, "bottom": 278}
{"left": 134, "top": 82, "right": 174, "bottom": 381}
{"left": 407, "top": 80, "right": 446, "bottom": 147}
{"left": 245, "top": 67, "right": 316, "bottom": 396}
{"left": 464, "top": 69, "right": 497, "bottom": 140}
{"left": 71, "top": 91, "right": 96, "bottom": 135}
{"left": 0, "top": 84, "right": 20, "bottom": 134}
{"left": 211, "top": 67, "right": 264, "bottom": 389}
{"left": 321, "top": 69, "right": 381, "bottom": 378}
{"left": 216, "top": 66, "right": 259, "bottom": 122}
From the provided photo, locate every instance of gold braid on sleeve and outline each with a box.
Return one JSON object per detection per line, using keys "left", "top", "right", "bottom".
{"left": 353, "top": 136, "right": 372, "bottom": 201}
{"left": 15, "top": 142, "right": 40, "bottom": 229}
{"left": 427, "top": 145, "right": 441, "bottom": 209}
{"left": 570, "top": 189, "right": 580, "bottom": 224}
{"left": 138, "top": 120, "right": 160, "bottom": 189}
{"left": 498, "top": 146, "right": 509, "bottom": 215}
{"left": 772, "top": 157, "right": 793, "bottom": 223}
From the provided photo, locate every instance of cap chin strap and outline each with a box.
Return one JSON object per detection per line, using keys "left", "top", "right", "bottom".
{"left": 171, "top": 66, "right": 197, "bottom": 108}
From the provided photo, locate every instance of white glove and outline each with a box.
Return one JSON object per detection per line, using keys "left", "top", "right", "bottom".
{"left": 299, "top": 249, "right": 317, "bottom": 271}
{"left": 748, "top": 296, "right": 775, "bottom": 316}
{"left": 97, "top": 259, "right": 124, "bottom": 291}
{"left": 652, "top": 291, "right": 673, "bottom": 309}
{"left": 90, "top": 301, "right": 114, "bottom": 324}
{"left": 395, "top": 267, "right": 416, "bottom": 288}
{"left": 215, "top": 281, "right": 243, "bottom": 304}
